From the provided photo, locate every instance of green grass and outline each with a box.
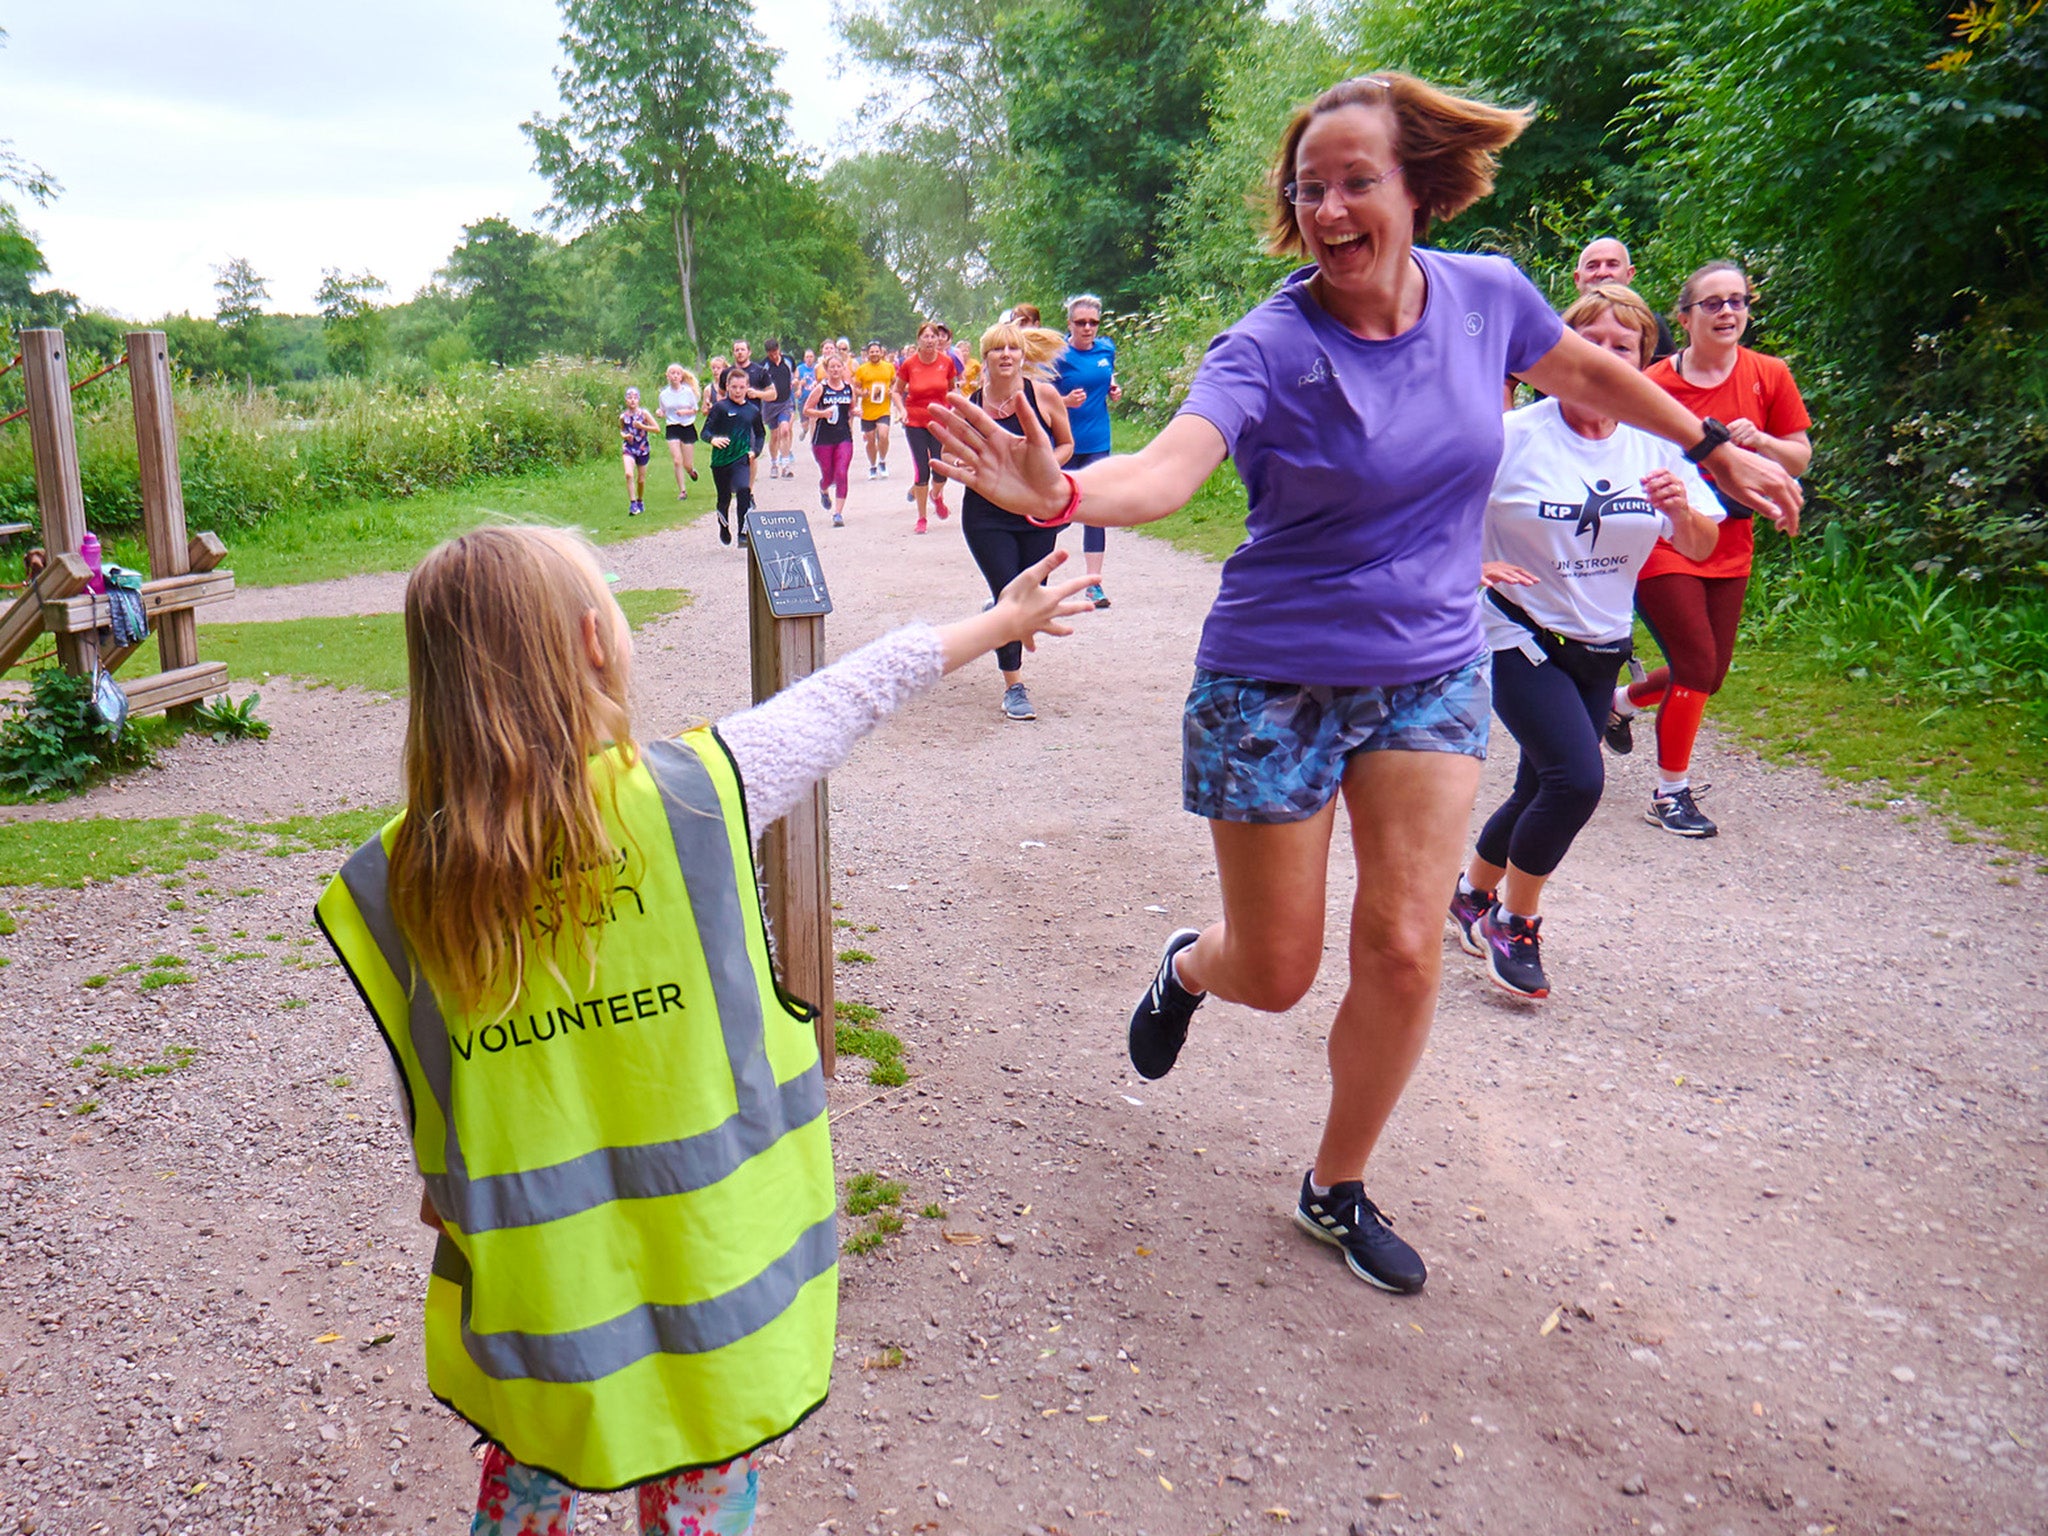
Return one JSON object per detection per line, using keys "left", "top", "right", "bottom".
{"left": 835, "top": 947, "right": 875, "bottom": 964}
{"left": 138, "top": 971, "right": 193, "bottom": 991}
{"left": 1661, "top": 631, "right": 2048, "bottom": 857}
{"left": 184, "top": 460, "right": 704, "bottom": 589}
{"left": 0, "top": 807, "right": 392, "bottom": 889}
{"left": 1112, "top": 417, "right": 2048, "bottom": 857}
{"left": 844, "top": 1170, "right": 906, "bottom": 1218}
{"left": 8, "top": 587, "right": 691, "bottom": 693}
{"left": 833, "top": 1000, "right": 908, "bottom": 1087}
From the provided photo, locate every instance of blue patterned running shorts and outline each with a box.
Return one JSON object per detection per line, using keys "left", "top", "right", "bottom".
{"left": 1182, "top": 655, "right": 1492, "bottom": 824}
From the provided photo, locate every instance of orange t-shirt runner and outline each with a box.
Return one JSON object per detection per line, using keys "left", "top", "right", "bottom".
{"left": 896, "top": 352, "right": 958, "bottom": 429}
{"left": 1641, "top": 346, "right": 1810, "bottom": 581}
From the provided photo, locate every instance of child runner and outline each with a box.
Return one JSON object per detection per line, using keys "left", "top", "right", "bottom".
{"left": 1612, "top": 261, "right": 1810, "bottom": 837}
{"left": 894, "top": 321, "right": 961, "bottom": 534}
{"left": 854, "top": 339, "right": 896, "bottom": 479}
{"left": 1449, "top": 284, "right": 1722, "bottom": 999}
{"left": 957, "top": 321, "right": 1075, "bottom": 720}
{"left": 805, "top": 349, "right": 858, "bottom": 527}
{"left": 702, "top": 369, "right": 764, "bottom": 547}
{"left": 795, "top": 349, "right": 818, "bottom": 442}
{"left": 315, "top": 524, "right": 1090, "bottom": 1536}
{"left": 617, "top": 387, "right": 660, "bottom": 516}
{"left": 657, "top": 364, "right": 700, "bottom": 500}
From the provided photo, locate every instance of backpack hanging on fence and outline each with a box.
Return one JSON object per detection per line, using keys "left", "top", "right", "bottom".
{"left": 101, "top": 565, "right": 147, "bottom": 648}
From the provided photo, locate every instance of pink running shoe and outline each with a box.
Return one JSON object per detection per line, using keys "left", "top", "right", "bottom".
{"left": 914, "top": 516, "right": 929, "bottom": 534}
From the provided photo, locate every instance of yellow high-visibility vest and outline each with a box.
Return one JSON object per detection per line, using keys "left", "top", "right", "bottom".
{"left": 315, "top": 729, "right": 835, "bottom": 1491}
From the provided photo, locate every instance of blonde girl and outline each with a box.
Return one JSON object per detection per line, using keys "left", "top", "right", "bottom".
{"left": 317, "top": 525, "right": 1089, "bottom": 1534}
{"left": 952, "top": 321, "right": 1074, "bottom": 722}
{"left": 656, "top": 363, "right": 701, "bottom": 499}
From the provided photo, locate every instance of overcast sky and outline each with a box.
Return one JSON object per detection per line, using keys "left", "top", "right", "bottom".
{"left": 1, "top": 0, "right": 882, "bottom": 319}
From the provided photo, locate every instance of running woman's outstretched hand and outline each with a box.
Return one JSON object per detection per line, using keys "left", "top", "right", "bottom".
{"left": 926, "top": 390, "right": 1069, "bottom": 522}
{"left": 934, "top": 549, "right": 1095, "bottom": 675}
{"left": 1705, "top": 443, "right": 1802, "bottom": 537}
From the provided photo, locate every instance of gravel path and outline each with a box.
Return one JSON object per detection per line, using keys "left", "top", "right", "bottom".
{"left": 0, "top": 463, "right": 2041, "bottom": 1536}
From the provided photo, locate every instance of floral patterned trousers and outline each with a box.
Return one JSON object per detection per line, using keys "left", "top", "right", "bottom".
{"left": 471, "top": 1443, "right": 758, "bottom": 1535}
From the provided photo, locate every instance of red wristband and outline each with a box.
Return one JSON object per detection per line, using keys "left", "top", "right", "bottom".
{"left": 1026, "top": 473, "right": 1081, "bottom": 529}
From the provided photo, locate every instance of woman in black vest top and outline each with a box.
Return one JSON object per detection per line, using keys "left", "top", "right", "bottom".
{"left": 960, "top": 321, "right": 1075, "bottom": 722}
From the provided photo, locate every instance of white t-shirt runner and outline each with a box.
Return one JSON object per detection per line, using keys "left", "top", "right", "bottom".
{"left": 656, "top": 384, "right": 697, "bottom": 427}
{"left": 1480, "top": 399, "right": 1721, "bottom": 658}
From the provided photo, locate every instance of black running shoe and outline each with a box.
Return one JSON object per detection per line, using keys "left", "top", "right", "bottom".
{"left": 1646, "top": 786, "right": 1717, "bottom": 838}
{"left": 1448, "top": 881, "right": 1491, "bottom": 958}
{"left": 1127, "top": 928, "right": 1204, "bottom": 1080}
{"left": 1293, "top": 1172, "right": 1427, "bottom": 1294}
{"left": 1476, "top": 905, "right": 1548, "bottom": 1000}
{"left": 1603, "top": 709, "right": 1635, "bottom": 755}
{"left": 717, "top": 512, "right": 732, "bottom": 546}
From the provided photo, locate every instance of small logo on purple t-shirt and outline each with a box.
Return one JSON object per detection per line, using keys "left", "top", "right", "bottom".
{"left": 1463, "top": 312, "right": 1485, "bottom": 336}
{"left": 1296, "top": 354, "right": 1335, "bottom": 388}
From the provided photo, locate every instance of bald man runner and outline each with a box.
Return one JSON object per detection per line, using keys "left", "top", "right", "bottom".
{"left": 1575, "top": 239, "right": 1678, "bottom": 361}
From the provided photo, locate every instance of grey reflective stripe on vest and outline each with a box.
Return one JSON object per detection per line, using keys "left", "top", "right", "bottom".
{"left": 336, "top": 737, "right": 825, "bottom": 1240}
{"left": 432, "top": 1214, "right": 838, "bottom": 1384}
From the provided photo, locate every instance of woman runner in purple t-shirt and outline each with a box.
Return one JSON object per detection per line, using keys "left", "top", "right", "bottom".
{"left": 928, "top": 73, "right": 1802, "bottom": 1296}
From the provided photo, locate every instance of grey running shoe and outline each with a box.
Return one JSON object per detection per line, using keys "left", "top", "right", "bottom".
{"left": 1646, "top": 786, "right": 1717, "bottom": 838}
{"left": 1002, "top": 683, "right": 1035, "bottom": 721}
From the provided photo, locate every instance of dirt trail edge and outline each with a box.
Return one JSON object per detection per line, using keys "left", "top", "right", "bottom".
{"left": 0, "top": 465, "right": 2041, "bottom": 1536}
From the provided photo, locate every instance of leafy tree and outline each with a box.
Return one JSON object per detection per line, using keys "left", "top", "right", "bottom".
{"left": 525, "top": 0, "right": 788, "bottom": 357}
{"left": 825, "top": 150, "right": 996, "bottom": 323}
{"left": 989, "top": 0, "right": 1256, "bottom": 309}
{"left": 315, "top": 268, "right": 388, "bottom": 375}
{"left": 833, "top": 0, "right": 1032, "bottom": 316}
{"left": 441, "top": 218, "right": 561, "bottom": 365}
{"left": 213, "top": 256, "right": 273, "bottom": 382}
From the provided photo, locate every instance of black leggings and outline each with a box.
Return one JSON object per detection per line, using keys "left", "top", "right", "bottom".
{"left": 712, "top": 459, "right": 753, "bottom": 524}
{"left": 962, "top": 511, "right": 1057, "bottom": 672}
{"left": 1474, "top": 645, "right": 1616, "bottom": 879}
{"left": 905, "top": 424, "right": 940, "bottom": 487}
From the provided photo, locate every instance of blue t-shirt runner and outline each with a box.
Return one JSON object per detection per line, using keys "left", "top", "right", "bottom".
{"left": 1053, "top": 331, "right": 1118, "bottom": 458}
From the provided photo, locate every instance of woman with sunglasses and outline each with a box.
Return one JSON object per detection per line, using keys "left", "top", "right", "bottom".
{"left": 1610, "top": 261, "right": 1811, "bottom": 837}
{"left": 926, "top": 74, "right": 1800, "bottom": 1297}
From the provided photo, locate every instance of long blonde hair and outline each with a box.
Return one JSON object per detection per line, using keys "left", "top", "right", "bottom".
{"left": 387, "top": 525, "right": 635, "bottom": 1013}
{"left": 962, "top": 320, "right": 1068, "bottom": 394}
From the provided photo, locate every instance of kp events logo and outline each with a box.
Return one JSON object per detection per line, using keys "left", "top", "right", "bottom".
{"left": 1536, "top": 479, "right": 1657, "bottom": 551}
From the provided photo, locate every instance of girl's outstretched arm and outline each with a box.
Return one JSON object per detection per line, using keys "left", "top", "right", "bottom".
{"left": 715, "top": 551, "right": 1093, "bottom": 829}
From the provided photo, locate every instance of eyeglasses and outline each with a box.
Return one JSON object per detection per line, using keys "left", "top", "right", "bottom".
{"left": 1283, "top": 165, "right": 1403, "bottom": 210}
{"left": 1682, "top": 294, "right": 1753, "bottom": 316}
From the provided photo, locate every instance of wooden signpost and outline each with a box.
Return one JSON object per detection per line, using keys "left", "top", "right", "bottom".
{"left": 0, "top": 328, "right": 234, "bottom": 712}
{"left": 745, "top": 509, "right": 836, "bottom": 1073}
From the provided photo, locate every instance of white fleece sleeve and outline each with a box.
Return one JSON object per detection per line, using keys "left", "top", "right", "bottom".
{"left": 714, "top": 623, "right": 947, "bottom": 833}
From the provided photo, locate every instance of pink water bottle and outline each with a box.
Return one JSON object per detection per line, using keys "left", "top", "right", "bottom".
{"left": 80, "top": 531, "right": 106, "bottom": 594}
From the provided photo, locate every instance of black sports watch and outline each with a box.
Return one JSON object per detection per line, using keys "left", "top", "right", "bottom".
{"left": 1685, "top": 416, "right": 1732, "bottom": 464}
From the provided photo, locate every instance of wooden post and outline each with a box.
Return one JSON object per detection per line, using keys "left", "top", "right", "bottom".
{"left": 127, "top": 330, "right": 199, "bottom": 718}
{"left": 745, "top": 515, "right": 835, "bottom": 1076}
{"left": 19, "top": 328, "right": 96, "bottom": 676}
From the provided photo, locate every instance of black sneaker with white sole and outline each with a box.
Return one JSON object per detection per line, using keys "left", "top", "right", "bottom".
{"left": 1293, "top": 1171, "right": 1427, "bottom": 1293}
{"left": 1603, "top": 709, "right": 1635, "bottom": 755}
{"left": 1127, "top": 928, "right": 1204, "bottom": 1080}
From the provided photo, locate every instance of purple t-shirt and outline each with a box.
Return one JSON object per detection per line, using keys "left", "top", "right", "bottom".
{"left": 1178, "top": 249, "right": 1564, "bottom": 687}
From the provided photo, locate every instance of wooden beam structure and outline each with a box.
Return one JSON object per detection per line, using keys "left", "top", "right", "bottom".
{"left": 127, "top": 331, "right": 199, "bottom": 718}
{"left": 20, "top": 329, "right": 96, "bottom": 676}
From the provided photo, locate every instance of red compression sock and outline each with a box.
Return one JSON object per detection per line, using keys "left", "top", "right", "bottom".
{"left": 1655, "top": 685, "right": 1710, "bottom": 779}
{"left": 1628, "top": 665, "right": 1671, "bottom": 711}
